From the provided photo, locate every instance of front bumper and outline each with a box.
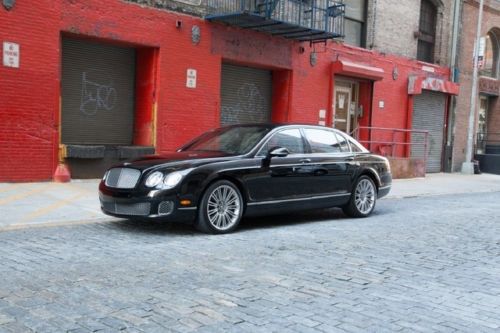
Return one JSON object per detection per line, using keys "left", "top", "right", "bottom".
{"left": 99, "top": 191, "right": 197, "bottom": 223}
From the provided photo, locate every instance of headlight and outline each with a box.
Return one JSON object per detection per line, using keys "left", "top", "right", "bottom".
{"left": 145, "top": 171, "right": 164, "bottom": 187}
{"left": 162, "top": 171, "right": 183, "bottom": 189}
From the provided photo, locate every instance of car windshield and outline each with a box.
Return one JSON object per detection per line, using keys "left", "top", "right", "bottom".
{"left": 181, "top": 126, "right": 271, "bottom": 155}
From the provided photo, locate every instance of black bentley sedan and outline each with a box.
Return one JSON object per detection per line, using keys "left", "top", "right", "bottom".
{"left": 99, "top": 124, "right": 392, "bottom": 234}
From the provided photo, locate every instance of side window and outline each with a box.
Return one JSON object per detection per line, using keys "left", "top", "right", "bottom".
{"left": 260, "top": 129, "right": 305, "bottom": 154}
{"left": 347, "top": 137, "right": 368, "bottom": 153}
{"left": 304, "top": 128, "right": 341, "bottom": 153}
{"left": 335, "top": 133, "right": 350, "bottom": 153}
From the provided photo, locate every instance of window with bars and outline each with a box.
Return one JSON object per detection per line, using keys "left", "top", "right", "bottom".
{"left": 417, "top": 0, "right": 437, "bottom": 63}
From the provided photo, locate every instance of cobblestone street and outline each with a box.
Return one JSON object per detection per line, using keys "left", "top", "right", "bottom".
{"left": 1, "top": 192, "right": 499, "bottom": 332}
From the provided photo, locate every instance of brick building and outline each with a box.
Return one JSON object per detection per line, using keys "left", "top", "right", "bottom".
{"left": 457, "top": 0, "right": 500, "bottom": 174}
{"left": 0, "top": 0, "right": 460, "bottom": 181}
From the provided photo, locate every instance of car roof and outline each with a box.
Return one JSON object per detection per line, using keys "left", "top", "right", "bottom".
{"left": 221, "top": 123, "right": 331, "bottom": 130}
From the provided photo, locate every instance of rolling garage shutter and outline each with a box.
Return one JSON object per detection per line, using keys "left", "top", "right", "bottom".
{"left": 411, "top": 91, "right": 446, "bottom": 173}
{"left": 61, "top": 38, "right": 135, "bottom": 145}
{"left": 220, "top": 64, "right": 272, "bottom": 125}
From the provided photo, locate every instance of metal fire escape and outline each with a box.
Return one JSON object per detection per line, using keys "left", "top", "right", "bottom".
{"left": 206, "top": 0, "right": 345, "bottom": 42}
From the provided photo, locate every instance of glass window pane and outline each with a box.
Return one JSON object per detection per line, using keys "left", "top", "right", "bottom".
{"left": 347, "top": 137, "right": 365, "bottom": 152}
{"left": 261, "top": 129, "right": 304, "bottom": 154}
{"left": 344, "top": 19, "right": 363, "bottom": 47}
{"left": 417, "top": 40, "right": 433, "bottom": 63}
{"left": 304, "top": 129, "right": 342, "bottom": 153}
{"left": 419, "top": 0, "right": 436, "bottom": 36}
{"left": 344, "top": 0, "right": 366, "bottom": 21}
{"left": 335, "top": 133, "right": 350, "bottom": 153}
{"left": 479, "top": 35, "right": 496, "bottom": 78}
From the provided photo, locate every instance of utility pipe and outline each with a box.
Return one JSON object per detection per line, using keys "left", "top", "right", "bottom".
{"left": 462, "top": 0, "right": 484, "bottom": 174}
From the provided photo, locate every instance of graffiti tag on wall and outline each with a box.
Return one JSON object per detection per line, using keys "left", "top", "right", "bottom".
{"left": 80, "top": 71, "right": 117, "bottom": 116}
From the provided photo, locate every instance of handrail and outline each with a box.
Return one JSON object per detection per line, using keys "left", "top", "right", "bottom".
{"left": 351, "top": 126, "right": 429, "bottom": 165}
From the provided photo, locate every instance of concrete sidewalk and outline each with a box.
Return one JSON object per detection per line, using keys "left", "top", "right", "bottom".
{"left": 1, "top": 173, "right": 500, "bottom": 231}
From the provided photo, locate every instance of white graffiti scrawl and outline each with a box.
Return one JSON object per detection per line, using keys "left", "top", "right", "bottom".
{"left": 80, "top": 71, "right": 117, "bottom": 116}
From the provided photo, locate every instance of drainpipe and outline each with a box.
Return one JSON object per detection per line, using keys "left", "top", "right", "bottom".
{"left": 462, "top": 0, "right": 484, "bottom": 174}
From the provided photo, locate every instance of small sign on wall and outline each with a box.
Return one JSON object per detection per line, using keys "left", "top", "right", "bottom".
{"left": 318, "top": 109, "right": 326, "bottom": 126}
{"left": 3, "top": 42, "right": 20, "bottom": 68}
{"left": 186, "top": 69, "right": 197, "bottom": 88}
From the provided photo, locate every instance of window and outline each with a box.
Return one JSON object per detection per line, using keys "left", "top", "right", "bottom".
{"left": 479, "top": 32, "right": 500, "bottom": 78}
{"left": 304, "top": 129, "right": 342, "bottom": 153}
{"left": 335, "top": 133, "right": 350, "bottom": 152}
{"left": 343, "top": 0, "right": 367, "bottom": 47}
{"left": 259, "top": 129, "right": 305, "bottom": 155}
{"left": 417, "top": 0, "right": 437, "bottom": 63}
{"left": 347, "top": 137, "right": 368, "bottom": 153}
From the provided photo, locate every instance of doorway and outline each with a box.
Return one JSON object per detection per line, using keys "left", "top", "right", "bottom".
{"left": 477, "top": 96, "right": 489, "bottom": 154}
{"left": 333, "top": 80, "right": 359, "bottom": 134}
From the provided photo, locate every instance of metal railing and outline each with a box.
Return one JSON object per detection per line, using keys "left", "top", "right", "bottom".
{"left": 351, "top": 126, "right": 429, "bottom": 162}
{"left": 476, "top": 132, "right": 500, "bottom": 154}
{"left": 206, "top": 0, "right": 345, "bottom": 39}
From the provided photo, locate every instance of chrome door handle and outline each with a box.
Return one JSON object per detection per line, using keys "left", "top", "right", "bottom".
{"left": 300, "top": 158, "right": 311, "bottom": 163}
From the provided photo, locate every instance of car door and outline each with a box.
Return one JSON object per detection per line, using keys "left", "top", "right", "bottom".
{"left": 245, "top": 128, "right": 313, "bottom": 202}
{"left": 302, "top": 128, "right": 357, "bottom": 198}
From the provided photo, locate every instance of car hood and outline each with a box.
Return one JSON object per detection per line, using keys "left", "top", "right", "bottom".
{"left": 118, "top": 151, "right": 238, "bottom": 171}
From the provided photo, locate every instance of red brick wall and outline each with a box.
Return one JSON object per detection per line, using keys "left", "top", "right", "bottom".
{"left": 0, "top": 0, "right": 61, "bottom": 181}
{"left": 457, "top": 1, "right": 500, "bottom": 170}
{"left": 0, "top": 0, "right": 452, "bottom": 181}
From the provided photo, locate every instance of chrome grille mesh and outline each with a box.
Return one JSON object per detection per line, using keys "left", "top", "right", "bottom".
{"left": 102, "top": 202, "right": 151, "bottom": 216}
{"left": 105, "top": 168, "right": 140, "bottom": 189}
{"left": 158, "top": 201, "right": 174, "bottom": 216}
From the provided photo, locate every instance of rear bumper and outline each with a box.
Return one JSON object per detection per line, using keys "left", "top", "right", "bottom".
{"left": 99, "top": 192, "right": 197, "bottom": 223}
{"left": 378, "top": 173, "right": 392, "bottom": 199}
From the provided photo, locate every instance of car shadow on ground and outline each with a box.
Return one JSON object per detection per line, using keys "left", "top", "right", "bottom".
{"left": 107, "top": 207, "right": 349, "bottom": 236}
{"left": 239, "top": 208, "right": 347, "bottom": 232}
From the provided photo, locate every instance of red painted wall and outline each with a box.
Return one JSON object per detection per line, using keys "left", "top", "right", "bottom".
{"left": 0, "top": 0, "right": 61, "bottom": 181}
{"left": 0, "top": 0, "right": 452, "bottom": 181}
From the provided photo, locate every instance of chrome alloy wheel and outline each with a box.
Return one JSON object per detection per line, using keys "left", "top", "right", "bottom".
{"left": 206, "top": 185, "right": 241, "bottom": 231}
{"left": 354, "top": 178, "right": 376, "bottom": 215}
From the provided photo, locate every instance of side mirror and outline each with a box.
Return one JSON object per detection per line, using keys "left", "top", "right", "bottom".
{"left": 267, "top": 146, "right": 290, "bottom": 158}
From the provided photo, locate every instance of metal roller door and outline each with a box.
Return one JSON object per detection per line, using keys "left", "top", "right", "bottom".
{"left": 411, "top": 91, "right": 446, "bottom": 173}
{"left": 61, "top": 38, "right": 136, "bottom": 145}
{"left": 220, "top": 64, "right": 272, "bottom": 125}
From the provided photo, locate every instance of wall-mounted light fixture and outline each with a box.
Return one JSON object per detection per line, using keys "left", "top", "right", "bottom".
{"left": 392, "top": 66, "right": 399, "bottom": 80}
{"left": 3, "top": 0, "right": 15, "bottom": 10}
{"left": 310, "top": 51, "right": 317, "bottom": 67}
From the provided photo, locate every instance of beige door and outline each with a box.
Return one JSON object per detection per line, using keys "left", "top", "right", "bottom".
{"left": 332, "top": 85, "right": 352, "bottom": 133}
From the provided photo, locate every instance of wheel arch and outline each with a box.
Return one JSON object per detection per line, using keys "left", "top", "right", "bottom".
{"left": 196, "top": 174, "right": 248, "bottom": 213}
{"left": 358, "top": 167, "right": 381, "bottom": 191}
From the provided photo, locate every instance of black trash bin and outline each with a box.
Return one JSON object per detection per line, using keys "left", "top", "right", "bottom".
{"left": 473, "top": 159, "right": 481, "bottom": 174}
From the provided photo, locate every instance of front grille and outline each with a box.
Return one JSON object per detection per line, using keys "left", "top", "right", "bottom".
{"left": 105, "top": 168, "right": 140, "bottom": 189}
{"left": 102, "top": 202, "right": 151, "bottom": 216}
{"left": 158, "top": 201, "right": 174, "bottom": 216}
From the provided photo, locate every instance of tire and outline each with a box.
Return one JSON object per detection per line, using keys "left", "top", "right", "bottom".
{"left": 343, "top": 175, "right": 377, "bottom": 218}
{"left": 196, "top": 180, "right": 244, "bottom": 234}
